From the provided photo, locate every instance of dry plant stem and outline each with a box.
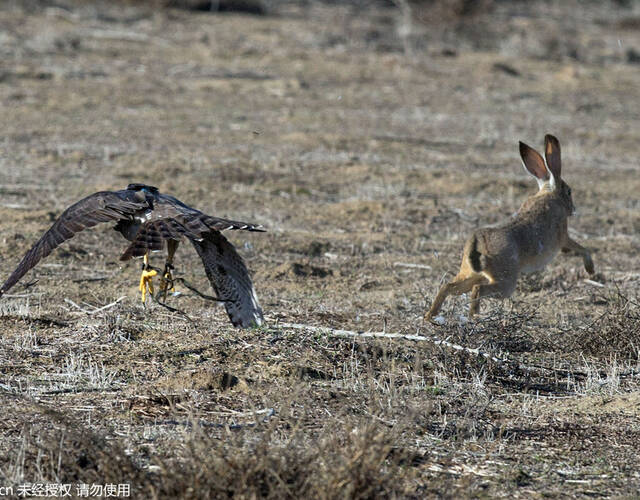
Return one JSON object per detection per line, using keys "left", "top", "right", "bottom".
{"left": 393, "top": 262, "right": 432, "bottom": 270}
{"left": 76, "top": 28, "right": 169, "bottom": 46}
{"left": 281, "top": 322, "right": 505, "bottom": 361}
{"left": 279, "top": 323, "right": 640, "bottom": 381}
{"left": 156, "top": 408, "right": 275, "bottom": 429}
{"left": 63, "top": 296, "right": 126, "bottom": 315}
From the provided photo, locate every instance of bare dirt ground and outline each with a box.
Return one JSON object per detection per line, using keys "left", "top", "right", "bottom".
{"left": 0, "top": 0, "right": 639, "bottom": 497}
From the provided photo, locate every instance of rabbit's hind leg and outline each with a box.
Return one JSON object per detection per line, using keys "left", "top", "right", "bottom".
{"left": 425, "top": 274, "right": 486, "bottom": 321}
{"left": 469, "top": 276, "right": 518, "bottom": 317}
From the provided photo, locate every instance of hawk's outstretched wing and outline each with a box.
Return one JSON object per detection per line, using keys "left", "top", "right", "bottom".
{"left": 0, "top": 190, "right": 148, "bottom": 295}
{"left": 191, "top": 231, "right": 263, "bottom": 329}
{"left": 118, "top": 194, "right": 264, "bottom": 260}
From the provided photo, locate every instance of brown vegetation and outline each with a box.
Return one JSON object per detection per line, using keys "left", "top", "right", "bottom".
{"left": 0, "top": 0, "right": 639, "bottom": 497}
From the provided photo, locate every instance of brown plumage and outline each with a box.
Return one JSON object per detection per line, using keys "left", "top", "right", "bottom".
{"left": 192, "top": 231, "right": 262, "bottom": 329}
{"left": 0, "top": 183, "right": 265, "bottom": 328}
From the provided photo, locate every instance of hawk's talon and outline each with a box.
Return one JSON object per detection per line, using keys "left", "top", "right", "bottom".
{"left": 157, "top": 265, "right": 176, "bottom": 302}
{"left": 139, "top": 268, "right": 157, "bottom": 303}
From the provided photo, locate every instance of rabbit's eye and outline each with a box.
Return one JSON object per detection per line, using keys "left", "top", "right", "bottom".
{"left": 567, "top": 187, "right": 572, "bottom": 196}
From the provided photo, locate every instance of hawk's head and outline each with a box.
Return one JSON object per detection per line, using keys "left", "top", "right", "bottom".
{"left": 127, "top": 183, "right": 159, "bottom": 194}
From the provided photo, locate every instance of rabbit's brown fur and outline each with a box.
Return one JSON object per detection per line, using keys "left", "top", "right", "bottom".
{"left": 425, "top": 135, "right": 595, "bottom": 320}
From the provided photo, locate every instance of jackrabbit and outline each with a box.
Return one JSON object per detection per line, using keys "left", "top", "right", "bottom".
{"left": 425, "top": 135, "right": 595, "bottom": 321}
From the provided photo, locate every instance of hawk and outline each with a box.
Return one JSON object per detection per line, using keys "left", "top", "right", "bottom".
{"left": 0, "top": 183, "right": 264, "bottom": 328}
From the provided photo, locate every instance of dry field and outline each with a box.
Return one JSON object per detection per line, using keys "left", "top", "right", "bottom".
{"left": 1, "top": 0, "right": 639, "bottom": 497}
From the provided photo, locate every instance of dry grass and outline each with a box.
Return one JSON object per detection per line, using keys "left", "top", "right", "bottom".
{"left": 155, "top": 421, "right": 412, "bottom": 499}
{"left": 1, "top": 0, "right": 640, "bottom": 497}
{"left": 575, "top": 289, "right": 640, "bottom": 361}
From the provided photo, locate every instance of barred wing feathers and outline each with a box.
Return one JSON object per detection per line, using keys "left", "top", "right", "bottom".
{"left": 0, "top": 191, "right": 147, "bottom": 295}
{"left": 119, "top": 209, "right": 265, "bottom": 260}
{"left": 191, "top": 231, "right": 263, "bottom": 329}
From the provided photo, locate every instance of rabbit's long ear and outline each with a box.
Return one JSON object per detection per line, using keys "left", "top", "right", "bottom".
{"left": 544, "top": 134, "right": 561, "bottom": 180}
{"left": 520, "top": 141, "right": 554, "bottom": 190}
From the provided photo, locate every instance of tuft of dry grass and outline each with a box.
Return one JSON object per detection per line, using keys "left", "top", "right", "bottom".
{"left": 0, "top": 392, "right": 145, "bottom": 486}
{"left": 153, "top": 420, "right": 411, "bottom": 499}
{"left": 575, "top": 289, "right": 640, "bottom": 361}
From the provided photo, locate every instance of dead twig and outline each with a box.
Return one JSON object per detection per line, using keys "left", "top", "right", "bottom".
{"left": 281, "top": 321, "right": 507, "bottom": 361}
{"left": 154, "top": 408, "right": 275, "bottom": 430}
{"left": 393, "top": 262, "right": 432, "bottom": 270}
{"left": 584, "top": 279, "right": 605, "bottom": 288}
{"left": 77, "top": 28, "right": 169, "bottom": 46}
{"left": 72, "top": 276, "right": 109, "bottom": 283}
{"left": 64, "top": 296, "right": 127, "bottom": 315}
{"left": 279, "top": 323, "right": 640, "bottom": 381}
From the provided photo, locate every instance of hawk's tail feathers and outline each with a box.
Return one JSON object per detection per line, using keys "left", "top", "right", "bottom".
{"left": 191, "top": 231, "right": 263, "bottom": 329}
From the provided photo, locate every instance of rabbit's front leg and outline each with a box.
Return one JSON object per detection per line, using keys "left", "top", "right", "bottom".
{"left": 562, "top": 238, "right": 594, "bottom": 275}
